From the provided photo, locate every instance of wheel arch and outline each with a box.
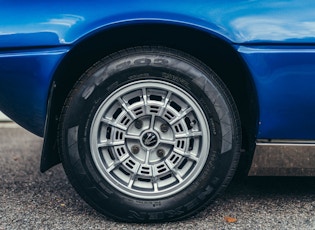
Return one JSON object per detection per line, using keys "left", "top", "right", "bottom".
{"left": 40, "top": 23, "right": 259, "bottom": 173}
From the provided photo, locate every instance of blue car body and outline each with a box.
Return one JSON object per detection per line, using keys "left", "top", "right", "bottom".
{"left": 1, "top": 0, "right": 315, "bottom": 170}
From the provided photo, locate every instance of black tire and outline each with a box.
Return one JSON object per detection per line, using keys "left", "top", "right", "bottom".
{"left": 58, "top": 46, "right": 241, "bottom": 222}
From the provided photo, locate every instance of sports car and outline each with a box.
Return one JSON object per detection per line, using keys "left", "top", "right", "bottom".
{"left": 1, "top": 0, "right": 315, "bottom": 222}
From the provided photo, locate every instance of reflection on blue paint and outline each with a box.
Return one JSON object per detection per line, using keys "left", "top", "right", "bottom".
{"left": 239, "top": 46, "right": 315, "bottom": 139}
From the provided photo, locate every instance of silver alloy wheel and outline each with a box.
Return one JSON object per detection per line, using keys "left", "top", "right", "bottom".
{"left": 90, "top": 79, "right": 210, "bottom": 199}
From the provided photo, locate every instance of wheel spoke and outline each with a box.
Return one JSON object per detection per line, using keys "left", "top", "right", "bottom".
{"left": 175, "top": 131, "right": 202, "bottom": 139}
{"left": 127, "top": 177, "right": 135, "bottom": 188}
{"left": 164, "top": 161, "right": 184, "bottom": 183}
{"left": 106, "top": 154, "right": 129, "bottom": 173}
{"left": 127, "top": 165, "right": 140, "bottom": 188}
{"left": 158, "top": 91, "right": 172, "bottom": 116}
{"left": 101, "top": 117, "right": 127, "bottom": 131}
{"left": 173, "top": 170, "right": 184, "bottom": 183}
{"left": 106, "top": 162, "right": 118, "bottom": 173}
{"left": 142, "top": 88, "right": 148, "bottom": 114}
{"left": 153, "top": 181, "right": 159, "bottom": 192}
{"left": 124, "top": 133, "right": 140, "bottom": 141}
{"left": 144, "top": 150, "right": 150, "bottom": 164}
{"left": 169, "top": 107, "right": 193, "bottom": 125}
{"left": 159, "top": 138, "right": 176, "bottom": 146}
{"left": 173, "top": 148, "right": 198, "bottom": 162}
{"left": 98, "top": 140, "right": 125, "bottom": 148}
{"left": 118, "top": 97, "right": 136, "bottom": 120}
{"left": 149, "top": 115, "right": 156, "bottom": 129}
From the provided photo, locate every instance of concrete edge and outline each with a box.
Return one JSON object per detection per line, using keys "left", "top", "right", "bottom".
{"left": 0, "top": 112, "right": 11, "bottom": 122}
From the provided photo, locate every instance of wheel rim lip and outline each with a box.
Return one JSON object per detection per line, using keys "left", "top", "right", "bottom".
{"left": 90, "top": 79, "right": 210, "bottom": 199}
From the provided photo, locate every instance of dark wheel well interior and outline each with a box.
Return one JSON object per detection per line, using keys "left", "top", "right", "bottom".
{"left": 40, "top": 23, "right": 258, "bottom": 172}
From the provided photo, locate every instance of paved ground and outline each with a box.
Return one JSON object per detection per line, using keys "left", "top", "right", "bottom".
{"left": 0, "top": 125, "right": 315, "bottom": 229}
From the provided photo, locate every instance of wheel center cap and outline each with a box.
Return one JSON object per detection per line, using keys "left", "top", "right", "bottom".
{"left": 142, "top": 132, "right": 158, "bottom": 147}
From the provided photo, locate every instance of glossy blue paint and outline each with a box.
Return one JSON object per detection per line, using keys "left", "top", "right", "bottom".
{"left": 0, "top": 0, "right": 315, "bottom": 140}
{"left": 238, "top": 46, "right": 315, "bottom": 139}
{"left": 0, "top": 49, "right": 69, "bottom": 136}
{"left": 1, "top": 0, "right": 315, "bottom": 49}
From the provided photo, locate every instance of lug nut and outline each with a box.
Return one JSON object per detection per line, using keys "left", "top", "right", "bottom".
{"left": 131, "top": 145, "right": 140, "bottom": 154}
{"left": 157, "top": 149, "right": 165, "bottom": 158}
{"left": 135, "top": 120, "right": 143, "bottom": 129}
{"left": 160, "top": 123, "right": 169, "bottom": 133}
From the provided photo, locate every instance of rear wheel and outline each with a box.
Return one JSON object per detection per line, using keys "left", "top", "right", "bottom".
{"left": 59, "top": 47, "right": 241, "bottom": 222}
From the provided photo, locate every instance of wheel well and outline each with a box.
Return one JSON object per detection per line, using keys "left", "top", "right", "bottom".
{"left": 40, "top": 23, "right": 258, "bottom": 172}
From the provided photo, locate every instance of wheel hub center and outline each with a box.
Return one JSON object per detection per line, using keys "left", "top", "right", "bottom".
{"left": 142, "top": 131, "right": 158, "bottom": 147}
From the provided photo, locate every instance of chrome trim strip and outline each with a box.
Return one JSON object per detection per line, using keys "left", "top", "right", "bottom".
{"left": 256, "top": 139, "right": 315, "bottom": 146}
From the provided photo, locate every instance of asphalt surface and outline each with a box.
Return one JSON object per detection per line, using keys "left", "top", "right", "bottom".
{"left": 0, "top": 124, "right": 315, "bottom": 229}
